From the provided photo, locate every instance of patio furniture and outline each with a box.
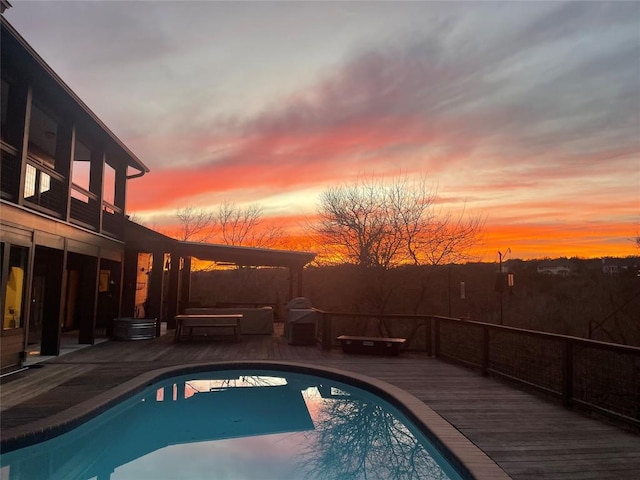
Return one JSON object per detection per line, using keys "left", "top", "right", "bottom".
{"left": 184, "top": 307, "right": 273, "bottom": 334}
{"left": 113, "top": 318, "right": 157, "bottom": 340}
{"left": 284, "top": 297, "right": 317, "bottom": 345}
{"left": 174, "top": 314, "right": 242, "bottom": 342}
{"left": 337, "top": 335, "right": 406, "bottom": 355}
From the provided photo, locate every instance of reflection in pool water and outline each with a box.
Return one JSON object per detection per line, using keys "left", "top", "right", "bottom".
{"left": 1, "top": 370, "right": 463, "bottom": 480}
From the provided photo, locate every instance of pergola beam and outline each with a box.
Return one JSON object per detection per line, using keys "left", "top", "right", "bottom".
{"left": 122, "top": 220, "right": 316, "bottom": 324}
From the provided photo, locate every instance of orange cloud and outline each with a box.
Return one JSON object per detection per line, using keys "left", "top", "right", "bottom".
{"left": 156, "top": 209, "right": 636, "bottom": 261}
{"left": 478, "top": 222, "right": 636, "bottom": 260}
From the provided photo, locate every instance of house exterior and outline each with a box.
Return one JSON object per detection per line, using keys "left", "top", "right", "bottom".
{"left": 536, "top": 261, "right": 571, "bottom": 276}
{"left": 1, "top": 11, "right": 315, "bottom": 373}
{"left": 602, "top": 257, "right": 640, "bottom": 276}
{"left": 0, "top": 13, "right": 152, "bottom": 372}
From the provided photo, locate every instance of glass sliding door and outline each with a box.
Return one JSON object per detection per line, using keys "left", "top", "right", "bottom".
{"left": 3, "top": 245, "right": 28, "bottom": 331}
{"left": 1, "top": 243, "right": 30, "bottom": 371}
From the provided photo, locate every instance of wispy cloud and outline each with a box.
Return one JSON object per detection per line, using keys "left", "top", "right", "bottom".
{"left": 7, "top": 1, "right": 638, "bottom": 258}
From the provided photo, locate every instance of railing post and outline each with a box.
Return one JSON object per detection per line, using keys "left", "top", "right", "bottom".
{"left": 562, "top": 339, "right": 574, "bottom": 407}
{"left": 482, "top": 326, "right": 490, "bottom": 376}
{"left": 426, "top": 317, "right": 433, "bottom": 356}
{"left": 322, "top": 313, "right": 332, "bottom": 351}
{"left": 434, "top": 318, "right": 440, "bottom": 357}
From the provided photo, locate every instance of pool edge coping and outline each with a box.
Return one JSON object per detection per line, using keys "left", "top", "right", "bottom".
{"left": 0, "top": 361, "right": 510, "bottom": 480}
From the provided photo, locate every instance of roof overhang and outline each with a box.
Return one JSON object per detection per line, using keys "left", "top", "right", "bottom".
{"left": 1, "top": 1, "right": 12, "bottom": 14}
{"left": 123, "top": 220, "right": 316, "bottom": 269}
{"left": 0, "top": 16, "right": 150, "bottom": 176}
{"left": 176, "top": 241, "right": 316, "bottom": 269}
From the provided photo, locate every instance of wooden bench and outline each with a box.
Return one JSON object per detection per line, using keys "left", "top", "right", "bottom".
{"left": 174, "top": 314, "right": 242, "bottom": 342}
{"left": 337, "top": 335, "right": 406, "bottom": 356}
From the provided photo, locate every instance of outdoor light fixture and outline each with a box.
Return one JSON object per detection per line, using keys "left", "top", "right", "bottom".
{"left": 497, "top": 249, "right": 512, "bottom": 325}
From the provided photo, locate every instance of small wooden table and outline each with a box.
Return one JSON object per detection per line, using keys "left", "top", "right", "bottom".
{"left": 174, "top": 314, "right": 242, "bottom": 342}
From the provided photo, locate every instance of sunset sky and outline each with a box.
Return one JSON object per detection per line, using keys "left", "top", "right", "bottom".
{"left": 6, "top": 1, "right": 639, "bottom": 260}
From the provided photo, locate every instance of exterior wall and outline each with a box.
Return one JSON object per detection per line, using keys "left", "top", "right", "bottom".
{"left": 1, "top": 202, "right": 125, "bottom": 371}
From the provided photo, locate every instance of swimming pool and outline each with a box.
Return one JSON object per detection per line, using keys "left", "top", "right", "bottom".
{"left": 1, "top": 367, "right": 468, "bottom": 480}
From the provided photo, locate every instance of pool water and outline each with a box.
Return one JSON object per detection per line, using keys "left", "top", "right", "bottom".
{"left": 1, "top": 369, "right": 464, "bottom": 480}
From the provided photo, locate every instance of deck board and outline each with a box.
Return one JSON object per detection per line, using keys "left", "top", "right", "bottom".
{"left": 2, "top": 326, "right": 639, "bottom": 479}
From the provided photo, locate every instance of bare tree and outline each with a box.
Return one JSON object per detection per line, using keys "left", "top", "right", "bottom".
{"left": 407, "top": 206, "right": 485, "bottom": 266}
{"left": 174, "top": 202, "right": 283, "bottom": 249}
{"left": 175, "top": 205, "right": 216, "bottom": 241}
{"left": 315, "top": 175, "right": 483, "bottom": 269}
{"left": 216, "top": 201, "right": 283, "bottom": 248}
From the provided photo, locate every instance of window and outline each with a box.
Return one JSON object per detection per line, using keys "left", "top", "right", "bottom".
{"left": 103, "top": 162, "right": 115, "bottom": 205}
{"left": 28, "top": 103, "right": 58, "bottom": 168}
{"left": 24, "top": 164, "right": 37, "bottom": 199}
{"left": 23, "top": 164, "right": 51, "bottom": 200}
{"left": 1, "top": 78, "right": 9, "bottom": 143}
{"left": 72, "top": 139, "right": 91, "bottom": 191}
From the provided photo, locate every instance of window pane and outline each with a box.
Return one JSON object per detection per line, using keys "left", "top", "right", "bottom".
{"left": 72, "top": 139, "right": 91, "bottom": 190}
{"left": 71, "top": 188, "right": 89, "bottom": 203}
{"left": 1, "top": 78, "right": 9, "bottom": 142}
{"left": 39, "top": 172, "right": 51, "bottom": 194}
{"left": 24, "top": 164, "right": 36, "bottom": 199}
{"left": 103, "top": 162, "right": 115, "bottom": 205}
{"left": 3, "top": 245, "right": 29, "bottom": 330}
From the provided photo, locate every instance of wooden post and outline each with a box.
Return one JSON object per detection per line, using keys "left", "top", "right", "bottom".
{"left": 180, "top": 256, "right": 192, "bottom": 313}
{"left": 434, "top": 318, "right": 441, "bottom": 357}
{"left": 296, "top": 266, "right": 304, "bottom": 297}
{"left": 322, "top": 312, "right": 332, "bottom": 351}
{"left": 76, "top": 254, "right": 98, "bottom": 344}
{"left": 426, "top": 317, "right": 433, "bottom": 356}
{"left": 16, "top": 85, "right": 32, "bottom": 206}
{"left": 147, "top": 250, "right": 165, "bottom": 337}
{"left": 562, "top": 340, "right": 574, "bottom": 407}
{"left": 120, "top": 249, "right": 139, "bottom": 318}
{"left": 41, "top": 247, "right": 66, "bottom": 354}
{"left": 166, "top": 252, "right": 179, "bottom": 330}
{"left": 59, "top": 123, "right": 74, "bottom": 221}
{"left": 482, "top": 326, "right": 490, "bottom": 376}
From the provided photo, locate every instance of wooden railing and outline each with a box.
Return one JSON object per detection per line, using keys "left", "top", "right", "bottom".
{"left": 314, "top": 310, "right": 640, "bottom": 428}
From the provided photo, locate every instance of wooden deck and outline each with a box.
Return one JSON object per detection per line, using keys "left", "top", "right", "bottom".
{"left": 2, "top": 325, "right": 639, "bottom": 479}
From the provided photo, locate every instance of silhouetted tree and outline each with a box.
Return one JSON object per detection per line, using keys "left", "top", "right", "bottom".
{"left": 175, "top": 205, "right": 216, "bottom": 241}
{"left": 315, "top": 175, "right": 483, "bottom": 269}
{"left": 174, "top": 202, "right": 283, "bottom": 248}
{"left": 216, "top": 201, "right": 283, "bottom": 248}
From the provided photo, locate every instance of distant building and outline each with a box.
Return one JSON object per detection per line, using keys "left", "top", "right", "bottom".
{"left": 602, "top": 257, "right": 640, "bottom": 276}
{"left": 536, "top": 261, "right": 571, "bottom": 276}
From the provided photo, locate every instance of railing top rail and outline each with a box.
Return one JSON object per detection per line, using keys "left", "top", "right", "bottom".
{"left": 313, "top": 309, "right": 640, "bottom": 355}
{"left": 312, "top": 309, "right": 434, "bottom": 320}
{"left": 438, "top": 316, "right": 640, "bottom": 355}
